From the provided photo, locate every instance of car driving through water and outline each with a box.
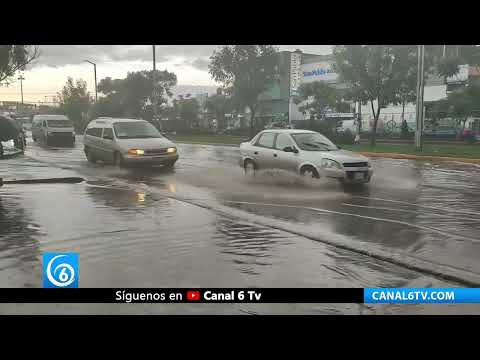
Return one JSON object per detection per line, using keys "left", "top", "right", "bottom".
{"left": 239, "top": 129, "right": 373, "bottom": 184}
{"left": 83, "top": 117, "right": 179, "bottom": 167}
{"left": 32, "top": 114, "right": 76, "bottom": 146}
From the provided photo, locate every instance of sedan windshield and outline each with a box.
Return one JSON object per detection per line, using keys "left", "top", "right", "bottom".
{"left": 291, "top": 133, "right": 338, "bottom": 151}
{"left": 47, "top": 119, "right": 73, "bottom": 128}
{"left": 113, "top": 122, "right": 162, "bottom": 139}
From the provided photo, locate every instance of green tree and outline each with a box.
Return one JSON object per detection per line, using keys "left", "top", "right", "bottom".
{"left": 446, "top": 85, "right": 480, "bottom": 139}
{"left": 208, "top": 45, "right": 279, "bottom": 137}
{"left": 434, "top": 45, "right": 480, "bottom": 81}
{"left": 205, "top": 88, "right": 233, "bottom": 130}
{"left": 0, "top": 45, "right": 39, "bottom": 85}
{"left": 429, "top": 85, "right": 480, "bottom": 139}
{"left": 93, "top": 70, "right": 177, "bottom": 121}
{"left": 175, "top": 97, "right": 200, "bottom": 129}
{"left": 57, "top": 77, "right": 91, "bottom": 132}
{"left": 293, "top": 81, "right": 349, "bottom": 129}
{"left": 333, "top": 45, "right": 419, "bottom": 146}
{"left": 390, "top": 46, "right": 418, "bottom": 138}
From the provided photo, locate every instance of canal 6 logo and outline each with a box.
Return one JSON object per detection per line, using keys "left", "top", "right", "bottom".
{"left": 42, "top": 253, "right": 79, "bottom": 288}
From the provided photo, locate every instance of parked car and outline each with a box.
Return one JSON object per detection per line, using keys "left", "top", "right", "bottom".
{"left": 239, "top": 129, "right": 373, "bottom": 184}
{"left": 83, "top": 117, "right": 179, "bottom": 167}
{"left": 16, "top": 116, "right": 32, "bottom": 131}
{"left": 264, "top": 121, "right": 288, "bottom": 129}
{"left": 0, "top": 114, "right": 25, "bottom": 157}
{"left": 32, "top": 114, "right": 75, "bottom": 146}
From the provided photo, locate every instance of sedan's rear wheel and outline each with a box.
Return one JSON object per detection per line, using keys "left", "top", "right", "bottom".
{"left": 244, "top": 159, "right": 256, "bottom": 176}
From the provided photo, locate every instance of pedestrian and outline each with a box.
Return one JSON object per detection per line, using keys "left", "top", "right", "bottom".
{"left": 354, "top": 133, "right": 360, "bottom": 145}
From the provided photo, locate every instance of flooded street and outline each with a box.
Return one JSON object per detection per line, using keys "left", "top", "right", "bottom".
{"left": 1, "top": 136, "right": 480, "bottom": 314}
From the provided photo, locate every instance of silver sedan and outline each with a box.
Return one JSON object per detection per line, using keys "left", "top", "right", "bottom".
{"left": 239, "top": 129, "right": 373, "bottom": 184}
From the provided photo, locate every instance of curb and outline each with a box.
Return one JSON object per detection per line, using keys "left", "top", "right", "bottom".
{"left": 358, "top": 152, "right": 480, "bottom": 164}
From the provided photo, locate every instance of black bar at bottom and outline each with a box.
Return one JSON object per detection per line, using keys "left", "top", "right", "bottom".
{"left": 0, "top": 288, "right": 364, "bottom": 303}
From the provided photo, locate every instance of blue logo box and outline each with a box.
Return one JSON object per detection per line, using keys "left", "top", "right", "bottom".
{"left": 42, "top": 253, "right": 79, "bottom": 288}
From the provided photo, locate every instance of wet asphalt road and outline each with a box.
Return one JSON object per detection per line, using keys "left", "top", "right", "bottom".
{"left": 1, "top": 135, "right": 480, "bottom": 314}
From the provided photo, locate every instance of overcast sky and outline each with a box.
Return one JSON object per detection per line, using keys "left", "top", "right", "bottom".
{"left": 0, "top": 45, "right": 332, "bottom": 103}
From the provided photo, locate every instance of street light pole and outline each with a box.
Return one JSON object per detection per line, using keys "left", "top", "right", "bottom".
{"left": 18, "top": 75, "right": 25, "bottom": 104}
{"left": 415, "top": 45, "right": 425, "bottom": 151}
{"left": 152, "top": 45, "right": 158, "bottom": 127}
{"left": 84, "top": 60, "right": 98, "bottom": 102}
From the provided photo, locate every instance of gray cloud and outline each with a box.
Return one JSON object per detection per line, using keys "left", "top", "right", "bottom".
{"left": 32, "top": 45, "right": 333, "bottom": 69}
{"left": 189, "top": 57, "right": 210, "bottom": 71}
{"left": 34, "top": 45, "right": 219, "bottom": 68}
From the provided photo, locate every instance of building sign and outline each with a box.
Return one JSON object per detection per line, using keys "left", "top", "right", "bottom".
{"left": 301, "top": 62, "right": 338, "bottom": 84}
{"left": 424, "top": 85, "right": 447, "bottom": 102}
{"left": 446, "top": 64, "right": 469, "bottom": 84}
{"left": 290, "top": 52, "right": 302, "bottom": 95}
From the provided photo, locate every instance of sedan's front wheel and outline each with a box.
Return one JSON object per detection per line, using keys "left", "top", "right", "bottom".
{"left": 85, "top": 147, "right": 96, "bottom": 163}
{"left": 244, "top": 159, "right": 256, "bottom": 177}
{"left": 300, "top": 165, "right": 320, "bottom": 179}
{"left": 113, "top": 151, "right": 124, "bottom": 167}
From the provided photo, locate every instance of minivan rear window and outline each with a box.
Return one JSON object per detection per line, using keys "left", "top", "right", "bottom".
{"left": 47, "top": 119, "right": 73, "bottom": 128}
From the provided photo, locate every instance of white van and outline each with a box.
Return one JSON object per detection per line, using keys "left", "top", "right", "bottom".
{"left": 32, "top": 115, "right": 75, "bottom": 146}
{"left": 83, "top": 117, "right": 179, "bottom": 167}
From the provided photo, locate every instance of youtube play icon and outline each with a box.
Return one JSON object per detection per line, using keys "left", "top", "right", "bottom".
{"left": 187, "top": 291, "right": 201, "bottom": 301}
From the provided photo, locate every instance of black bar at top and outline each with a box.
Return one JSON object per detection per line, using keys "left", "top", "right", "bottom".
{"left": 0, "top": 288, "right": 364, "bottom": 303}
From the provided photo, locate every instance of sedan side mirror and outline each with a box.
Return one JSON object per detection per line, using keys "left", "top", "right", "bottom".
{"left": 284, "top": 146, "right": 298, "bottom": 153}
{"left": 103, "top": 134, "right": 114, "bottom": 140}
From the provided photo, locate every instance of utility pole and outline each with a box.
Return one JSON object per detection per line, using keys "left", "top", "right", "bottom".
{"left": 415, "top": 45, "right": 425, "bottom": 151}
{"left": 18, "top": 74, "right": 25, "bottom": 104}
{"left": 84, "top": 60, "right": 98, "bottom": 102}
{"left": 152, "top": 45, "right": 158, "bottom": 128}
{"left": 356, "top": 100, "right": 362, "bottom": 136}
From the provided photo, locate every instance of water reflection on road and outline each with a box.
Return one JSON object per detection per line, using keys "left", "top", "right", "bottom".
{"left": 1, "top": 137, "right": 480, "bottom": 314}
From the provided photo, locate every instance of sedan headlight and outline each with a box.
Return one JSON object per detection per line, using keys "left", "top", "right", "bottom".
{"left": 368, "top": 162, "right": 372, "bottom": 168}
{"left": 167, "top": 147, "right": 177, "bottom": 154}
{"left": 128, "top": 149, "right": 145, "bottom": 156}
{"left": 321, "top": 158, "right": 342, "bottom": 169}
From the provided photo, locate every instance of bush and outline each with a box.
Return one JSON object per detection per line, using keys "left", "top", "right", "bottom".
{"left": 335, "top": 129, "right": 355, "bottom": 145}
{"left": 465, "top": 134, "right": 477, "bottom": 144}
{"left": 311, "top": 121, "right": 336, "bottom": 139}
{"left": 220, "top": 128, "right": 251, "bottom": 136}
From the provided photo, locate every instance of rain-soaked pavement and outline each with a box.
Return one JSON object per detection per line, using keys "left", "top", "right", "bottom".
{"left": 1, "top": 135, "right": 480, "bottom": 314}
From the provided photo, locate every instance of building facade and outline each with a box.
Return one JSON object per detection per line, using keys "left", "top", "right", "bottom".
{"left": 256, "top": 49, "right": 349, "bottom": 127}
